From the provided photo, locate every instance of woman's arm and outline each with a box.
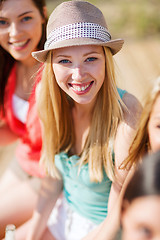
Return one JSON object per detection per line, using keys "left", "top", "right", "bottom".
{"left": 82, "top": 92, "right": 142, "bottom": 240}
{"left": 26, "top": 176, "right": 63, "bottom": 240}
{"left": 107, "top": 92, "right": 142, "bottom": 211}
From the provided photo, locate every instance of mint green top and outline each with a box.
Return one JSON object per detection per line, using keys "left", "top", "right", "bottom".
{"left": 55, "top": 88, "right": 126, "bottom": 224}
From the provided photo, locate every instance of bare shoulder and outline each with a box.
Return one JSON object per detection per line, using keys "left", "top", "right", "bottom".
{"left": 122, "top": 92, "right": 142, "bottom": 129}
{"left": 113, "top": 92, "right": 142, "bottom": 185}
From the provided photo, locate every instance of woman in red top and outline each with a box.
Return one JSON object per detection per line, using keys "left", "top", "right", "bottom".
{"left": 0, "top": 0, "right": 48, "bottom": 238}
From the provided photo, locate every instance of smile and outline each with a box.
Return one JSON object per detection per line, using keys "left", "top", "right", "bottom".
{"left": 9, "top": 39, "right": 30, "bottom": 49}
{"left": 68, "top": 81, "right": 94, "bottom": 94}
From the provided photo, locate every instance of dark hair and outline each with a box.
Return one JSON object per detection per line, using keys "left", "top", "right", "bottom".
{"left": 0, "top": 0, "right": 47, "bottom": 111}
{"left": 123, "top": 151, "right": 160, "bottom": 202}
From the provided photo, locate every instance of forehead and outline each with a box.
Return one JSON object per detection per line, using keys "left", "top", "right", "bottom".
{"left": 52, "top": 45, "right": 104, "bottom": 56}
{"left": 128, "top": 196, "right": 160, "bottom": 222}
{"left": 0, "top": 0, "right": 37, "bottom": 16}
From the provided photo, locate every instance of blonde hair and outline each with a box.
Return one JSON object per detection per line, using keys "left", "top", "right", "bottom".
{"left": 38, "top": 47, "right": 124, "bottom": 182}
{"left": 121, "top": 76, "right": 160, "bottom": 169}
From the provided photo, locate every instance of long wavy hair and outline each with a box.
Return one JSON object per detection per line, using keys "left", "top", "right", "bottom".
{"left": 0, "top": 0, "right": 47, "bottom": 112}
{"left": 38, "top": 47, "right": 124, "bottom": 182}
{"left": 121, "top": 76, "right": 160, "bottom": 169}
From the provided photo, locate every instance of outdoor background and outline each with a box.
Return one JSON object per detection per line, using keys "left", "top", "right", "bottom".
{"left": 0, "top": 0, "right": 160, "bottom": 175}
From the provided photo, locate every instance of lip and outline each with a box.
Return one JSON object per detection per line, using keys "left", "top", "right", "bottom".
{"left": 68, "top": 81, "right": 94, "bottom": 95}
{"left": 9, "top": 39, "right": 30, "bottom": 51}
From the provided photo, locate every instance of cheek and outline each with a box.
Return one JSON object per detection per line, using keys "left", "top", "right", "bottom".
{"left": 0, "top": 34, "right": 11, "bottom": 54}
{"left": 0, "top": 33, "right": 7, "bottom": 46}
{"left": 94, "top": 62, "right": 105, "bottom": 84}
{"left": 31, "top": 22, "right": 42, "bottom": 40}
{"left": 150, "top": 135, "right": 160, "bottom": 152}
{"left": 27, "top": 15, "right": 44, "bottom": 40}
{"left": 52, "top": 65, "right": 61, "bottom": 84}
{"left": 148, "top": 126, "right": 160, "bottom": 152}
{"left": 52, "top": 64, "right": 68, "bottom": 83}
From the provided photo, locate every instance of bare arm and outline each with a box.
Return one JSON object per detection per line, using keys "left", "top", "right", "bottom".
{"left": 26, "top": 176, "right": 63, "bottom": 240}
{"left": 0, "top": 121, "right": 19, "bottom": 145}
{"left": 82, "top": 92, "right": 142, "bottom": 240}
{"left": 107, "top": 92, "right": 142, "bottom": 211}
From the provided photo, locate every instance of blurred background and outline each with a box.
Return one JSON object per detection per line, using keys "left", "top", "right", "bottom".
{"left": 0, "top": 0, "right": 160, "bottom": 175}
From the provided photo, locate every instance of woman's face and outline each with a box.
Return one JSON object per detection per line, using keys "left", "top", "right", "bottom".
{"left": 52, "top": 45, "right": 105, "bottom": 106}
{"left": 0, "top": 0, "right": 44, "bottom": 63}
{"left": 121, "top": 196, "right": 160, "bottom": 240}
{"left": 148, "top": 95, "right": 160, "bottom": 152}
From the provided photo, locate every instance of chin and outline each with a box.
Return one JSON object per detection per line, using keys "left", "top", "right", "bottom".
{"left": 14, "top": 54, "right": 32, "bottom": 62}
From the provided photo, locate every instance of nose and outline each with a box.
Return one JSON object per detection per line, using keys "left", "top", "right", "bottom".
{"left": 9, "top": 22, "right": 20, "bottom": 38}
{"left": 72, "top": 66, "right": 85, "bottom": 81}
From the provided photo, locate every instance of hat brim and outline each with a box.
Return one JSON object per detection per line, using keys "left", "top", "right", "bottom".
{"left": 32, "top": 38, "right": 124, "bottom": 63}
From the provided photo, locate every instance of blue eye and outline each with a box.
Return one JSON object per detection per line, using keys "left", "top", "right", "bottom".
{"left": 58, "top": 59, "right": 70, "bottom": 64}
{"left": 140, "top": 227, "right": 152, "bottom": 238}
{"left": 85, "top": 57, "right": 97, "bottom": 62}
{"left": 21, "top": 16, "right": 32, "bottom": 22}
{"left": 0, "top": 20, "right": 8, "bottom": 27}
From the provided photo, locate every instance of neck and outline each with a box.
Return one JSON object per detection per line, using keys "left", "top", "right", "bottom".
{"left": 15, "top": 60, "right": 41, "bottom": 100}
{"left": 72, "top": 102, "right": 94, "bottom": 156}
{"left": 73, "top": 99, "right": 96, "bottom": 118}
{"left": 17, "top": 56, "right": 39, "bottom": 69}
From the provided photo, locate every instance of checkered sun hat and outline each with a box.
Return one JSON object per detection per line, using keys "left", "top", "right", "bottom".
{"left": 32, "top": 0, "right": 124, "bottom": 62}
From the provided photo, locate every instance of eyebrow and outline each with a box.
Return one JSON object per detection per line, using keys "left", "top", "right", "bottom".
{"left": 55, "top": 52, "right": 101, "bottom": 58}
{"left": 0, "top": 11, "right": 33, "bottom": 19}
{"left": 83, "top": 51, "right": 101, "bottom": 56}
{"left": 55, "top": 55, "right": 70, "bottom": 58}
{"left": 18, "top": 11, "right": 33, "bottom": 18}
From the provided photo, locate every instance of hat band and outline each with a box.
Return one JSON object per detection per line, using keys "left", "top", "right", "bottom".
{"left": 45, "top": 22, "right": 111, "bottom": 49}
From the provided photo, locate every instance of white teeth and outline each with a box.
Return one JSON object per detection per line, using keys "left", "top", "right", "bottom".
{"left": 73, "top": 84, "right": 90, "bottom": 92}
{"left": 11, "top": 40, "right": 28, "bottom": 47}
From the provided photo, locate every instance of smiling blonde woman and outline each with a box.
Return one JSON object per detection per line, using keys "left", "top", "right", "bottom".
{"left": 27, "top": 1, "right": 142, "bottom": 240}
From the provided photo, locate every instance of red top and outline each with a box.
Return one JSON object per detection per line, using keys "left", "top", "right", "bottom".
{"left": 2, "top": 64, "right": 45, "bottom": 177}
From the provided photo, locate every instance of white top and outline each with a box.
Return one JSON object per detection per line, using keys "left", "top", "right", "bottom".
{"left": 12, "top": 94, "right": 29, "bottom": 123}
{"left": 5, "top": 224, "right": 16, "bottom": 240}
